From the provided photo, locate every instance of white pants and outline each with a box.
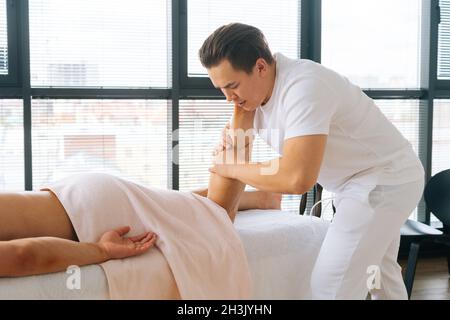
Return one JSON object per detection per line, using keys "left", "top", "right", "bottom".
{"left": 310, "top": 177, "right": 424, "bottom": 299}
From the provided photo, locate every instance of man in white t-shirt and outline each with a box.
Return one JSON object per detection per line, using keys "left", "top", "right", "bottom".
{"left": 199, "top": 23, "right": 424, "bottom": 299}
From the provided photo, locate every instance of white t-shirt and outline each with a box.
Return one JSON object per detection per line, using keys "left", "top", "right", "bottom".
{"left": 254, "top": 53, "right": 424, "bottom": 193}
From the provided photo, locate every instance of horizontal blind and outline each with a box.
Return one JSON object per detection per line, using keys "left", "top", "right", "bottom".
{"left": 319, "top": 100, "right": 426, "bottom": 221}
{"left": 29, "top": 0, "right": 171, "bottom": 88}
{"left": 179, "top": 100, "right": 232, "bottom": 190}
{"left": 376, "top": 100, "right": 424, "bottom": 154}
{"left": 0, "top": 100, "right": 24, "bottom": 190}
{"left": 376, "top": 99, "right": 426, "bottom": 221}
{"left": 431, "top": 100, "right": 450, "bottom": 226}
{"left": 322, "top": 0, "right": 421, "bottom": 88}
{"left": 32, "top": 99, "right": 170, "bottom": 190}
{"left": 179, "top": 100, "right": 303, "bottom": 213}
{"left": 178, "top": 101, "right": 286, "bottom": 189}
{"left": 438, "top": 0, "right": 450, "bottom": 79}
{"left": 432, "top": 100, "right": 450, "bottom": 175}
{"left": 187, "top": 0, "right": 300, "bottom": 77}
{"left": 0, "top": 0, "right": 7, "bottom": 75}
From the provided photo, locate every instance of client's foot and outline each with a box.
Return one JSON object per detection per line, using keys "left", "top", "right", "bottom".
{"left": 258, "top": 191, "right": 282, "bottom": 210}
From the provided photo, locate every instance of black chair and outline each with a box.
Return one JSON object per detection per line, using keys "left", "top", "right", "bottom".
{"left": 299, "top": 183, "right": 335, "bottom": 217}
{"left": 402, "top": 169, "right": 450, "bottom": 299}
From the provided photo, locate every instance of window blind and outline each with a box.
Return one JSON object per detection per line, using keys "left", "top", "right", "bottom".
{"left": 29, "top": 0, "right": 171, "bottom": 88}
{"left": 179, "top": 100, "right": 231, "bottom": 191}
{"left": 376, "top": 100, "right": 424, "bottom": 155}
{"left": 0, "top": 0, "right": 7, "bottom": 75}
{"left": 432, "top": 100, "right": 450, "bottom": 175}
{"left": 319, "top": 100, "right": 426, "bottom": 221}
{"left": 0, "top": 99, "right": 24, "bottom": 190}
{"left": 322, "top": 0, "right": 421, "bottom": 89}
{"left": 179, "top": 99, "right": 426, "bottom": 217}
{"left": 431, "top": 100, "right": 450, "bottom": 226}
{"left": 31, "top": 99, "right": 170, "bottom": 190}
{"left": 438, "top": 0, "right": 450, "bottom": 79}
{"left": 376, "top": 99, "right": 427, "bottom": 221}
{"left": 180, "top": 100, "right": 307, "bottom": 213}
{"left": 187, "top": 0, "right": 300, "bottom": 77}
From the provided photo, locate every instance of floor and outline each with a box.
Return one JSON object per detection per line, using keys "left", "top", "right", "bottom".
{"left": 399, "top": 256, "right": 450, "bottom": 300}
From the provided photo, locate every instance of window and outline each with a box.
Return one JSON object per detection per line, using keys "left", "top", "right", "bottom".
{"left": 311, "top": 100, "right": 426, "bottom": 221}
{"left": 0, "top": 100, "right": 24, "bottom": 190}
{"left": 0, "top": 0, "right": 8, "bottom": 75}
{"left": 178, "top": 99, "right": 427, "bottom": 217}
{"left": 0, "top": 1, "right": 439, "bottom": 226}
{"left": 178, "top": 100, "right": 232, "bottom": 191}
{"left": 431, "top": 100, "right": 450, "bottom": 226}
{"left": 432, "top": 100, "right": 450, "bottom": 175}
{"left": 322, "top": 0, "right": 422, "bottom": 88}
{"left": 187, "top": 0, "right": 300, "bottom": 77}
{"left": 29, "top": 0, "right": 171, "bottom": 88}
{"left": 376, "top": 99, "right": 426, "bottom": 221}
{"left": 179, "top": 100, "right": 302, "bottom": 213}
{"left": 376, "top": 100, "right": 424, "bottom": 155}
{"left": 31, "top": 99, "right": 170, "bottom": 189}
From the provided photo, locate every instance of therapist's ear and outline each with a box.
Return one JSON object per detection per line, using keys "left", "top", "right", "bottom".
{"left": 255, "top": 58, "right": 268, "bottom": 77}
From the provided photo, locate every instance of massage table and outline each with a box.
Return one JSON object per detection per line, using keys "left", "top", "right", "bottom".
{"left": 0, "top": 209, "right": 329, "bottom": 300}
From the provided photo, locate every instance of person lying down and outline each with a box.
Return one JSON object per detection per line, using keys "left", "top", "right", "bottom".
{"left": 0, "top": 182, "right": 279, "bottom": 277}
{"left": 0, "top": 106, "right": 277, "bottom": 299}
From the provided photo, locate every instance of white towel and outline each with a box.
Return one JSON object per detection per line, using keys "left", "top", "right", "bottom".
{"left": 42, "top": 173, "right": 252, "bottom": 300}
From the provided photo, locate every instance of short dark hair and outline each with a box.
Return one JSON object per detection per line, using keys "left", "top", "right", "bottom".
{"left": 199, "top": 23, "right": 274, "bottom": 74}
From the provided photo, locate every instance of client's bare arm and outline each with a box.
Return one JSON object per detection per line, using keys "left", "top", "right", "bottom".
{"left": 0, "top": 226, "right": 156, "bottom": 277}
{"left": 207, "top": 105, "right": 255, "bottom": 222}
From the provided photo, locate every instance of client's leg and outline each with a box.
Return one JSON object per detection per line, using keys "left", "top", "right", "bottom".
{"left": 207, "top": 172, "right": 246, "bottom": 222}
{"left": 0, "top": 191, "right": 77, "bottom": 241}
{"left": 193, "top": 188, "right": 282, "bottom": 210}
{"left": 207, "top": 105, "right": 255, "bottom": 222}
{"left": 235, "top": 190, "right": 282, "bottom": 210}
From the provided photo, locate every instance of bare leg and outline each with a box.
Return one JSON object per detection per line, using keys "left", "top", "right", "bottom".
{"left": 238, "top": 190, "right": 282, "bottom": 211}
{"left": 207, "top": 173, "right": 245, "bottom": 222}
{"left": 207, "top": 105, "right": 256, "bottom": 222}
{"left": 193, "top": 188, "right": 281, "bottom": 211}
{"left": 0, "top": 191, "right": 77, "bottom": 241}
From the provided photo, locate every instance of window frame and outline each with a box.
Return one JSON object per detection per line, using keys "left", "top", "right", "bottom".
{"left": 178, "top": 0, "right": 305, "bottom": 91}
{"left": 436, "top": 0, "right": 450, "bottom": 88}
{"left": 0, "top": 0, "right": 19, "bottom": 86}
{"left": 0, "top": 0, "right": 444, "bottom": 225}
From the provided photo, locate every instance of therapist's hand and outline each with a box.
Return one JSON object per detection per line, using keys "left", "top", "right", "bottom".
{"left": 209, "top": 162, "right": 236, "bottom": 179}
{"left": 212, "top": 121, "right": 233, "bottom": 157}
{"left": 209, "top": 144, "right": 249, "bottom": 179}
{"left": 212, "top": 105, "right": 255, "bottom": 157}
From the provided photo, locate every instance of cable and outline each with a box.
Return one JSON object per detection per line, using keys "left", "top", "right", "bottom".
{"left": 308, "top": 197, "right": 336, "bottom": 221}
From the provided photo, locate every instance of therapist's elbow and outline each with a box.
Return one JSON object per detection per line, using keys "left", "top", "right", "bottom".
{"left": 288, "top": 175, "right": 315, "bottom": 195}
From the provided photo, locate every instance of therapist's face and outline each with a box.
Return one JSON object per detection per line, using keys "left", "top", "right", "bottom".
{"left": 207, "top": 58, "right": 273, "bottom": 112}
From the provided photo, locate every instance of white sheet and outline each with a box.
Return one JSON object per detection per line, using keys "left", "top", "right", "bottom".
{"left": 0, "top": 209, "right": 329, "bottom": 300}
{"left": 41, "top": 172, "right": 252, "bottom": 300}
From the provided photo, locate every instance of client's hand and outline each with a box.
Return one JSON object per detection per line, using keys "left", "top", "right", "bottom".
{"left": 98, "top": 226, "right": 157, "bottom": 260}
